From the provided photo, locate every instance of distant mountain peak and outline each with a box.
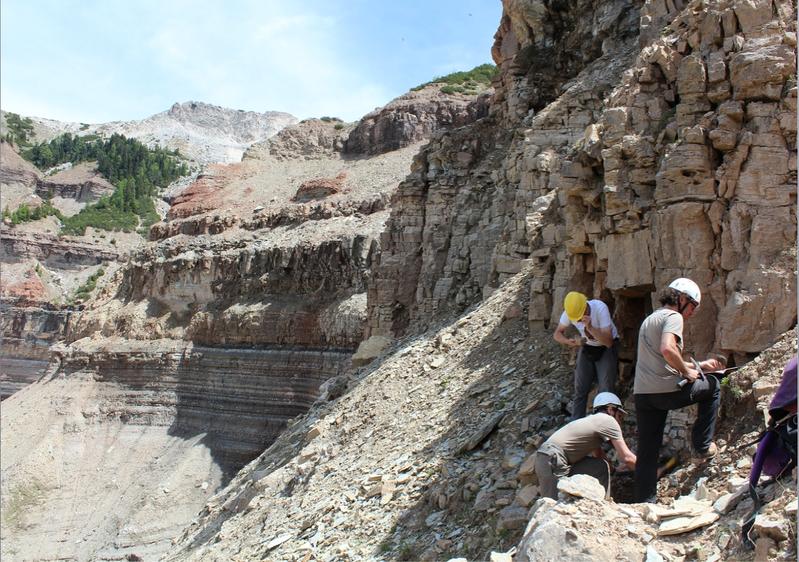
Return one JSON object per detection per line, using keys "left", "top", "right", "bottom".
{"left": 1, "top": 103, "right": 298, "bottom": 165}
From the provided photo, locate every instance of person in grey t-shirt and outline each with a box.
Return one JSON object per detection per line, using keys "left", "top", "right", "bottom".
{"left": 535, "top": 392, "right": 637, "bottom": 499}
{"left": 633, "top": 278, "right": 724, "bottom": 503}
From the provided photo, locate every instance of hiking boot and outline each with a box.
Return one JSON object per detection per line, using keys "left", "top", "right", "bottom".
{"left": 691, "top": 442, "right": 718, "bottom": 463}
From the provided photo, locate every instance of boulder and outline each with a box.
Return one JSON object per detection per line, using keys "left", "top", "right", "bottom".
{"left": 557, "top": 474, "right": 605, "bottom": 502}
{"left": 351, "top": 336, "right": 391, "bottom": 367}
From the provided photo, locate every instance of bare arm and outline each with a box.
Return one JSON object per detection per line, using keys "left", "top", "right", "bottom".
{"left": 659, "top": 332, "right": 699, "bottom": 381}
{"left": 610, "top": 438, "right": 637, "bottom": 468}
{"left": 553, "top": 323, "right": 581, "bottom": 348}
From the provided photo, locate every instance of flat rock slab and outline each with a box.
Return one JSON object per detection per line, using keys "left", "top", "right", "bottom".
{"left": 658, "top": 511, "right": 719, "bottom": 536}
{"left": 458, "top": 411, "right": 505, "bottom": 454}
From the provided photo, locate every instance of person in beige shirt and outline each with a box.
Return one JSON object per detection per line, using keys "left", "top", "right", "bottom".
{"left": 535, "top": 392, "right": 637, "bottom": 499}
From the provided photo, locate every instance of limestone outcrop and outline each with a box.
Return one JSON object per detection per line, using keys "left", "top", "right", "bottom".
{"left": 71, "top": 217, "right": 377, "bottom": 348}
{"left": 0, "top": 228, "right": 123, "bottom": 399}
{"left": 367, "top": 0, "right": 796, "bottom": 368}
{"left": 246, "top": 117, "right": 352, "bottom": 161}
{"left": 1, "top": 230, "right": 122, "bottom": 267}
{"left": 345, "top": 84, "right": 492, "bottom": 156}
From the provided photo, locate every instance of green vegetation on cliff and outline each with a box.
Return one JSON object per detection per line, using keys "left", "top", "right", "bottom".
{"left": 413, "top": 63, "right": 497, "bottom": 95}
{"left": 3, "top": 112, "right": 35, "bottom": 147}
{"left": 22, "top": 133, "right": 187, "bottom": 235}
{"left": 2, "top": 200, "right": 64, "bottom": 225}
{"left": 72, "top": 267, "right": 105, "bottom": 303}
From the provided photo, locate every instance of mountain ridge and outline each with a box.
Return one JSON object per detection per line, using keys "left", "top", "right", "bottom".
{"left": 0, "top": 101, "right": 298, "bottom": 164}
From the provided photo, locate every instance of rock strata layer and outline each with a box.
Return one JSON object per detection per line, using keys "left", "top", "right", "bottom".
{"left": 0, "top": 337, "right": 351, "bottom": 561}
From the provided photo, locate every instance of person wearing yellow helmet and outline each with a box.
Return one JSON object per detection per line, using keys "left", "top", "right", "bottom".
{"left": 632, "top": 278, "right": 725, "bottom": 503}
{"left": 553, "top": 291, "right": 619, "bottom": 421}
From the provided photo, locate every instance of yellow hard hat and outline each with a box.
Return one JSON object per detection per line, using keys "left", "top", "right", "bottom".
{"left": 564, "top": 291, "right": 588, "bottom": 322}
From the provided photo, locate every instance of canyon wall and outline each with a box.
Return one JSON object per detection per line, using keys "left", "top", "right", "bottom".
{"left": 0, "top": 229, "right": 122, "bottom": 398}
{"left": 2, "top": 335, "right": 350, "bottom": 559}
{"left": 368, "top": 0, "right": 796, "bottom": 371}
{"left": 0, "top": 299, "right": 71, "bottom": 399}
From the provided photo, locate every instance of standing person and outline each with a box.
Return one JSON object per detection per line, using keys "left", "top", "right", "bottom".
{"left": 535, "top": 392, "right": 637, "bottom": 499}
{"left": 633, "top": 278, "right": 724, "bottom": 503}
{"left": 553, "top": 291, "right": 620, "bottom": 420}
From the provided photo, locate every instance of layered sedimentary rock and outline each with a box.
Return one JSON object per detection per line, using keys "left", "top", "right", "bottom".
{"left": 368, "top": 0, "right": 796, "bottom": 365}
{"left": 0, "top": 229, "right": 119, "bottom": 399}
{"left": 37, "top": 162, "right": 115, "bottom": 207}
{"left": 1, "top": 140, "right": 115, "bottom": 218}
{"left": 0, "top": 150, "right": 113, "bottom": 398}
{"left": 0, "top": 219, "right": 372, "bottom": 558}
{"left": 0, "top": 230, "right": 121, "bottom": 267}
{"left": 0, "top": 298, "right": 72, "bottom": 399}
{"left": 0, "top": 139, "right": 40, "bottom": 194}
{"left": 72, "top": 216, "right": 377, "bottom": 348}
{"left": 345, "top": 84, "right": 492, "bottom": 155}
{"left": 0, "top": 335, "right": 349, "bottom": 561}
{"left": 56, "top": 338, "right": 351, "bottom": 466}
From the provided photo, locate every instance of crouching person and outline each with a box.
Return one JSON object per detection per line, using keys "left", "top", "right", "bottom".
{"left": 535, "top": 392, "right": 637, "bottom": 499}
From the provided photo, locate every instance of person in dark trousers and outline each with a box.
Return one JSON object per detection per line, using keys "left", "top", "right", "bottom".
{"left": 535, "top": 392, "right": 637, "bottom": 499}
{"left": 633, "top": 278, "right": 724, "bottom": 503}
{"left": 553, "top": 291, "right": 619, "bottom": 420}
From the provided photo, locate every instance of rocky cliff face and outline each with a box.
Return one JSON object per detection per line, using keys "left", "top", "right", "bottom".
{"left": 37, "top": 162, "right": 116, "bottom": 209}
{"left": 368, "top": 0, "right": 796, "bottom": 369}
{"left": 70, "top": 221, "right": 376, "bottom": 348}
{"left": 0, "top": 92, "right": 446, "bottom": 558}
{"left": 2, "top": 2, "right": 796, "bottom": 560}
{"left": 0, "top": 299, "right": 72, "bottom": 399}
{"left": 0, "top": 226, "right": 124, "bottom": 399}
{"left": 345, "top": 84, "right": 492, "bottom": 156}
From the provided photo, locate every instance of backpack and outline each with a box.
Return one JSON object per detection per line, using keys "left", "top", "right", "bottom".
{"left": 741, "top": 356, "right": 797, "bottom": 548}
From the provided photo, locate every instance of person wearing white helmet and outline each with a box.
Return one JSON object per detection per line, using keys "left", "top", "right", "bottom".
{"left": 553, "top": 291, "right": 620, "bottom": 420}
{"left": 633, "top": 278, "right": 725, "bottom": 503}
{"left": 535, "top": 391, "right": 637, "bottom": 499}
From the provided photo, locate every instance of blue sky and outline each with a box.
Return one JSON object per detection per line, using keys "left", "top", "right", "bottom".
{"left": 1, "top": 0, "right": 502, "bottom": 124}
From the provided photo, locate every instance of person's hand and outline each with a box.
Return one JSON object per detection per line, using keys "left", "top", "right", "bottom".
{"left": 682, "top": 364, "right": 700, "bottom": 382}
{"left": 701, "top": 358, "right": 724, "bottom": 372}
{"left": 568, "top": 337, "right": 582, "bottom": 348}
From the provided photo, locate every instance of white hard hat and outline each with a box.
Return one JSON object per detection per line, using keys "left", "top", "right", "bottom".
{"left": 668, "top": 278, "right": 701, "bottom": 305}
{"left": 593, "top": 392, "right": 627, "bottom": 414}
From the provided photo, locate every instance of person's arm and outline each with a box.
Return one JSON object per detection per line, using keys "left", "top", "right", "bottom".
{"left": 584, "top": 316, "right": 613, "bottom": 347}
{"left": 610, "top": 438, "right": 637, "bottom": 469}
{"left": 583, "top": 303, "right": 614, "bottom": 347}
{"left": 660, "top": 332, "right": 699, "bottom": 381}
{"left": 591, "top": 446, "right": 606, "bottom": 460}
{"left": 554, "top": 323, "right": 581, "bottom": 347}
